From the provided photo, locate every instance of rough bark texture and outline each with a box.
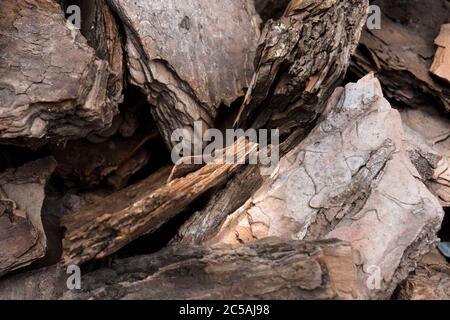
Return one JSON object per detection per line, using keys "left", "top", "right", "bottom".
{"left": 234, "top": 0, "right": 369, "bottom": 140}
{"left": 0, "top": 157, "right": 57, "bottom": 277}
{"left": 253, "top": 0, "right": 291, "bottom": 23}
{"left": 401, "top": 108, "right": 450, "bottom": 207}
{"left": 0, "top": 238, "right": 361, "bottom": 300}
{"left": 107, "top": 0, "right": 260, "bottom": 147}
{"left": 51, "top": 128, "right": 158, "bottom": 188}
{"left": 208, "top": 74, "right": 445, "bottom": 299}
{"left": 395, "top": 248, "right": 450, "bottom": 300}
{"left": 431, "top": 24, "right": 450, "bottom": 83}
{"left": 350, "top": 0, "right": 450, "bottom": 112}
{"left": 174, "top": 0, "right": 370, "bottom": 246}
{"left": 0, "top": 0, "right": 123, "bottom": 147}
{"left": 62, "top": 139, "right": 257, "bottom": 265}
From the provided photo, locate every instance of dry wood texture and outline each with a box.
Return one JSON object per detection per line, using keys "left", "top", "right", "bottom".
{"left": 0, "top": 0, "right": 123, "bottom": 147}
{"left": 0, "top": 238, "right": 360, "bottom": 300}
{"left": 350, "top": 0, "right": 450, "bottom": 112}
{"left": 234, "top": 0, "right": 369, "bottom": 140}
{"left": 107, "top": 0, "right": 260, "bottom": 147}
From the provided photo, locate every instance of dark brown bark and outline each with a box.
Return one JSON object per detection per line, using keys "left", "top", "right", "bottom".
{"left": 350, "top": 0, "right": 450, "bottom": 112}
{"left": 0, "top": 238, "right": 361, "bottom": 300}
{"left": 62, "top": 139, "right": 257, "bottom": 265}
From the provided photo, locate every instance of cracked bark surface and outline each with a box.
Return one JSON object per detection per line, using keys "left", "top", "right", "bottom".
{"left": 107, "top": 0, "right": 260, "bottom": 147}
{"left": 0, "top": 0, "right": 123, "bottom": 147}
{"left": 207, "top": 74, "right": 444, "bottom": 299}
{"left": 234, "top": 0, "right": 369, "bottom": 140}
{"left": 431, "top": 24, "right": 450, "bottom": 83}
{"left": 350, "top": 0, "right": 450, "bottom": 112}
{"left": 0, "top": 238, "right": 360, "bottom": 300}
{"left": 62, "top": 139, "right": 258, "bottom": 266}
{"left": 51, "top": 128, "right": 158, "bottom": 189}
{"left": 0, "top": 157, "right": 57, "bottom": 277}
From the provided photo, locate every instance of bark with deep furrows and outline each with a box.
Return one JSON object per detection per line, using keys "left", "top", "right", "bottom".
{"left": 0, "top": 0, "right": 123, "bottom": 147}
{"left": 234, "top": 0, "right": 369, "bottom": 141}
{"left": 0, "top": 238, "right": 362, "bottom": 300}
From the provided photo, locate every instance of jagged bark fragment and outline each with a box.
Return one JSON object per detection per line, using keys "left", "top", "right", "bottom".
{"left": 395, "top": 248, "right": 450, "bottom": 300}
{"left": 0, "top": 157, "right": 57, "bottom": 277}
{"left": 401, "top": 110, "right": 450, "bottom": 207}
{"left": 234, "top": 0, "right": 369, "bottom": 140}
{"left": 0, "top": 0, "right": 122, "bottom": 147}
{"left": 107, "top": 0, "right": 260, "bottom": 147}
{"left": 210, "top": 74, "right": 444, "bottom": 299}
{"left": 350, "top": 0, "right": 450, "bottom": 112}
{"left": 0, "top": 238, "right": 360, "bottom": 300}
{"left": 253, "top": 0, "right": 290, "bottom": 23}
{"left": 431, "top": 24, "right": 450, "bottom": 83}
{"left": 62, "top": 139, "right": 257, "bottom": 265}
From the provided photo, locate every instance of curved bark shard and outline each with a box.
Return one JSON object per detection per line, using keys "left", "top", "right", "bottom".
{"left": 0, "top": 157, "right": 57, "bottom": 277}
{"left": 107, "top": 0, "right": 260, "bottom": 147}
{"left": 234, "top": 0, "right": 369, "bottom": 140}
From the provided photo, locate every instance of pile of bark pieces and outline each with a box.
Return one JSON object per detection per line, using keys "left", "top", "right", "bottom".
{"left": 0, "top": 0, "right": 449, "bottom": 300}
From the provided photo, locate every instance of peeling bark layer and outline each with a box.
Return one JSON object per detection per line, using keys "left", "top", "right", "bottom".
{"left": 234, "top": 0, "right": 369, "bottom": 140}
{"left": 350, "top": 0, "right": 450, "bottom": 112}
{"left": 0, "top": 238, "right": 360, "bottom": 300}
{"left": 0, "top": 157, "right": 57, "bottom": 277}
{"left": 62, "top": 139, "right": 257, "bottom": 265}
{"left": 0, "top": 0, "right": 123, "bottom": 147}
{"left": 107, "top": 0, "right": 260, "bottom": 147}
{"left": 253, "top": 0, "right": 290, "bottom": 23}
{"left": 431, "top": 24, "right": 450, "bottom": 83}
{"left": 395, "top": 248, "right": 450, "bottom": 300}
{"left": 209, "top": 74, "right": 444, "bottom": 299}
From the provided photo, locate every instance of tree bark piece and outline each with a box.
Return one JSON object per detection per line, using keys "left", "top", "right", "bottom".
{"left": 431, "top": 24, "right": 450, "bottom": 84}
{"left": 234, "top": 0, "right": 369, "bottom": 140}
{"left": 0, "top": 0, "right": 122, "bottom": 147}
{"left": 350, "top": 0, "right": 450, "bottom": 112}
{"left": 62, "top": 139, "right": 257, "bottom": 266}
{"left": 398, "top": 103, "right": 450, "bottom": 207}
{"left": 0, "top": 157, "right": 57, "bottom": 277}
{"left": 395, "top": 248, "right": 450, "bottom": 300}
{"left": 253, "top": 0, "right": 290, "bottom": 23}
{"left": 0, "top": 238, "right": 361, "bottom": 300}
{"left": 209, "top": 74, "right": 445, "bottom": 299}
{"left": 107, "top": 0, "right": 260, "bottom": 147}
